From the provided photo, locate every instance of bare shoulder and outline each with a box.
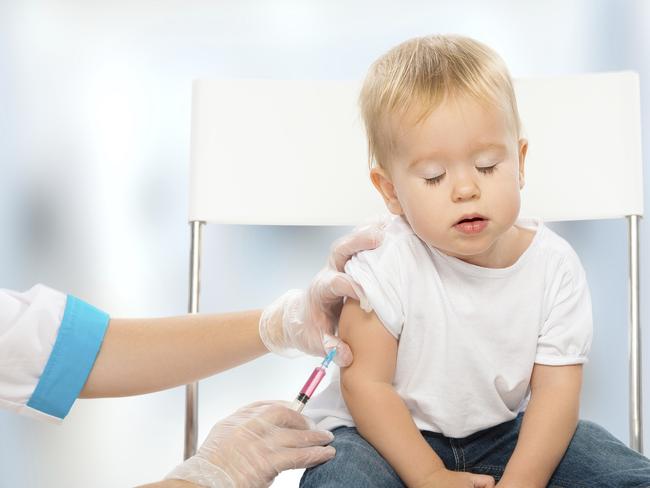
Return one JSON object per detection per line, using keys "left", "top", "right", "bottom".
{"left": 339, "top": 299, "right": 398, "bottom": 382}
{"left": 339, "top": 299, "right": 391, "bottom": 342}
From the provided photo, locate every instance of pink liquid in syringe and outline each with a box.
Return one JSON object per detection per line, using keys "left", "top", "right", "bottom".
{"left": 300, "top": 366, "right": 326, "bottom": 398}
{"left": 291, "top": 349, "right": 336, "bottom": 412}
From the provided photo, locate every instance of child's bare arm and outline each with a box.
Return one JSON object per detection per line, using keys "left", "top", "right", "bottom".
{"left": 339, "top": 299, "right": 446, "bottom": 487}
{"left": 497, "top": 364, "right": 582, "bottom": 487}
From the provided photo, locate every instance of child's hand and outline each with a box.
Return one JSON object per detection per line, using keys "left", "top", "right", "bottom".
{"left": 494, "top": 480, "right": 529, "bottom": 488}
{"left": 417, "top": 468, "right": 496, "bottom": 488}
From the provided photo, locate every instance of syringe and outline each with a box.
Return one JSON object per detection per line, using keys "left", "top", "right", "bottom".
{"left": 290, "top": 349, "right": 337, "bottom": 413}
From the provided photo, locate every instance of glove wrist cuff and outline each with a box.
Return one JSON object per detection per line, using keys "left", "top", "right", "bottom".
{"left": 259, "top": 289, "right": 305, "bottom": 357}
{"left": 165, "top": 455, "right": 234, "bottom": 488}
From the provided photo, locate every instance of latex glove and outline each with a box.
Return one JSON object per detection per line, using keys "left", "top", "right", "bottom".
{"left": 258, "top": 219, "right": 386, "bottom": 367}
{"left": 165, "top": 401, "right": 336, "bottom": 488}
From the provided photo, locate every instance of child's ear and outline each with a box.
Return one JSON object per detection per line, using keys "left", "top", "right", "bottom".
{"left": 518, "top": 138, "right": 528, "bottom": 190}
{"left": 370, "top": 167, "right": 404, "bottom": 215}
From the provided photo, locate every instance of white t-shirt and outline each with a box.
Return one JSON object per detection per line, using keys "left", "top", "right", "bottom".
{"left": 306, "top": 216, "right": 593, "bottom": 438}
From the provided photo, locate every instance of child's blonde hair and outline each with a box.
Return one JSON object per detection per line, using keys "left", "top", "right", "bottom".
{"left": 359, "top": 34, "right": 522, "bottom": 168}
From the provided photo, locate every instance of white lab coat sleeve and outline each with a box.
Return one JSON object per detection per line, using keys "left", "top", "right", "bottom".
{"left": 0, "top": 284, "right": 110, "bottom": 423}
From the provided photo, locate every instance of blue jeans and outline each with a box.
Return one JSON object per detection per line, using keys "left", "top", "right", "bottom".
{"left": 300, "top": 414, "right": 650, "bottom": 487}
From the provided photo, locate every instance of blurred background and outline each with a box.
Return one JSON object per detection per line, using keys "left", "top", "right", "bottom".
{"left": 0, "top": 0, "right": 648, "bottom": 486}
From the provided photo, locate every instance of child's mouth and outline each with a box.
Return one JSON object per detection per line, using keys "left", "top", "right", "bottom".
{"left": 454, "top": 215, "right": 488, "bottom": 234}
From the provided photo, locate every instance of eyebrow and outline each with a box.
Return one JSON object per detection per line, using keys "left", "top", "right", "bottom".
{"left": 470, "top": 142, "right": 507, "bottom": 153}
{"left": 409, "top": 142, "right": 507, "bottom": 168}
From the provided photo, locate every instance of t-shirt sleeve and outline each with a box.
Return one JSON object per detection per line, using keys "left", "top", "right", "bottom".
{"left": 0, "top": 284, "right": 110, "bottom": 422}
{"left": 344, "top": 242, "right": 405, "bottom": 339}
{"left": 535, "top": 255, "right": 593, "bottom": 365}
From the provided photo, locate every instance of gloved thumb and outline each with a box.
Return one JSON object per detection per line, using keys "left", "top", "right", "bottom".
{"left": 323, "top": 335, "right": 353, "bottom": 367}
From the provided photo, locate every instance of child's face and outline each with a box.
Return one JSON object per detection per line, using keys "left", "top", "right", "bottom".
{"left": 371, "top": 95, "right": 528, "bottom": 267}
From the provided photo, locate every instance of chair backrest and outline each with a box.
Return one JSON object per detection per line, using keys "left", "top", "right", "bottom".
{"left": 189, "top": 72, "right": 644, "bottom": 225}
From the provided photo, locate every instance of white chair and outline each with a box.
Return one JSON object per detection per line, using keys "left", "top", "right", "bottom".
{"left": 184, "top": 72, "right": 644, "bottom": 459}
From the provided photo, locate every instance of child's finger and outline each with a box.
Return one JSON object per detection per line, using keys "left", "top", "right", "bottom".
{"left": 471, "top": 473, "right": 495, "bottom": 487}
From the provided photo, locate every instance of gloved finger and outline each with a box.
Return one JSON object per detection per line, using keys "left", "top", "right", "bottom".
{"left": 329, "top": 224, "right": 386, "bottom": 272}
{"left": 274, "top": 426, "right": 335, "bottom": 448}
{"left": 262, "top": 401, "right": 319, "bottom": 429}
{"left": 260, "top": 404, "right": 318, "bottom": 431}
{"left": 323, "top": 335, "right": 353, "bottom": 368}
{"left": 332, "top": 340, "right": 352, "bottom": 367}
{"left": 327, "top": 274, "right": 371, "bottom": 312}
{"left": 327, "top": 273, "right": 360, "bottom": 300}
{"left": 273, "top": 445, "right": 336, "bottom": 472}
{"left": 302, "top": 415, "right": 318, "bottom": 430}
{"left": 240, "top": 400, "right": 287, "bottom": 411}
{"left": 233, "top": 400, "right": 290, "bottom": 421}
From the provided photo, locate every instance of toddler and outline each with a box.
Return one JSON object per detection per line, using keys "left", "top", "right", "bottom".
{"left": 301, "top": 35, "right": 650, "bottom": 487}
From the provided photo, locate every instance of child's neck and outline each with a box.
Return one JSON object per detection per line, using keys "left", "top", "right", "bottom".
{"left": 456, "top": 225, "right": 536, "bottom": 269}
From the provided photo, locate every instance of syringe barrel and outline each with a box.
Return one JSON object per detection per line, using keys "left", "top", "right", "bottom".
{"left": 290, "top": 398, "right": 306, "bottom": 412}
{"left": 300, "top": 366, "right": 326, "bottom": 398}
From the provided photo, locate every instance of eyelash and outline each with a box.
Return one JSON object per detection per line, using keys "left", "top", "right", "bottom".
{"left": 477, "top": 165, "right": 497, "bottom": 175}
{"left": 424, "top": 175, "right": 444, "bottom": 186}
{"left": 424, "top": 164, "right": 498, "bottom": 186}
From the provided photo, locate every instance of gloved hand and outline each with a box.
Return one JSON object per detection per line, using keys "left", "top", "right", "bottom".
{"left": 165, "top": 401, "right": 336, "bottom": 488}
{"left": 258, "top": 220, "right": 386, "bottom": 367}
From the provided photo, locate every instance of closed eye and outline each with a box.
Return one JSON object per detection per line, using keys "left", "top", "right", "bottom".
{"left": 424, "top": 162, "right": 498, "bottom": 186}
{"left": 477, "top": 164, "right": 498, "bottom": 174}
{"left": 424, "top": 174, "right": 445, "bottom": 186}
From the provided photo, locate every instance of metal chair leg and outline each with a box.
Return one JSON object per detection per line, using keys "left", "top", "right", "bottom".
{"left": 185, "top": 220, "right": 204, "bottom": 460}
{"left": 628, "top": 214, "right": 643, "bottom": 453}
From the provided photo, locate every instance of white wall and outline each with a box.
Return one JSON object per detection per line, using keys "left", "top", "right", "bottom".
{"left": 0, "top": 1, "right": 648, "bottom": 486}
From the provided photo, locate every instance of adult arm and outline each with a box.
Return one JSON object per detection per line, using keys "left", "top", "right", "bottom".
{"left": 496, "top": 363, "right": 582, "bottom": 487}
{"left": 83, "top": 222, "right": 384, "bottom": 398}
{"left": 80, "top": 310, "right": 266, "bottom": 398}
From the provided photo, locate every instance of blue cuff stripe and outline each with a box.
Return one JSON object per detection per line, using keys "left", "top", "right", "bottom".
{"left": 27, "top": 295, "right": 110, "bottom": 419}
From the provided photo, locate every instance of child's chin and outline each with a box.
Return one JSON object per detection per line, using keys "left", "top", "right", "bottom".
{"left": 439, "top": 240, "right": 493, "bottom": 259}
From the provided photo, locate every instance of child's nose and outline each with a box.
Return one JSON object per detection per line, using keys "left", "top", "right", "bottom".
{"left": 451, "top": 176, "right": 481, "bottom": 202}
